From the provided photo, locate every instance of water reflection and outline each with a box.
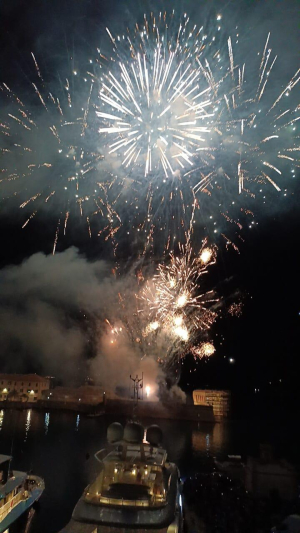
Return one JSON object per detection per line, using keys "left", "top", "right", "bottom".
{"left": 161, "top": 421, "right": 189, "bottom": 463}
{"left": 205, "top": 433, "right": 210, "bottom": 453}
{"left": 24, "top": 409, "right": 32, "bottom": 441}
{"left": 0, "top": 409, "right": 4, "bottom": 431}
{"left": 44, "top": 412, "right": 50, "bottom": 435}
{"left": 192, "top": 423, "right": 229, "bottom": 455}
{"left": 75, "top": 414, "right": 80, "bottom": 431}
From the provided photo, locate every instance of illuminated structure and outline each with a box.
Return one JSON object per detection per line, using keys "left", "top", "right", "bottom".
{"left": 193, "top": 389, "right": 230, "bottom": 418}
{"left": 0, "top": 374, "right": 50, "bottom": 403}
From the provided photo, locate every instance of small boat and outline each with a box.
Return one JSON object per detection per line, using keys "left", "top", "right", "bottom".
{"left": 0, "top": 454, "right": 44, "bottom": 533}
{"left": 59, "top": 421, "right": 183, "bottom": 532}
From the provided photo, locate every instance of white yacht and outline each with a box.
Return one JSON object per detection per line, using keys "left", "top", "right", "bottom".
{"left": 59, "top": 422, "right": 183, "bottom": 533}
{"left": 0, "top": 454, "right": 44, "bottom": 533}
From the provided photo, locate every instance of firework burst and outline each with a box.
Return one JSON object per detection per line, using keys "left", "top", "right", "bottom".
{"left": 0, "top": 55, "right": 121, "bottom": 250}
{"left": 195, "top": 32, "right": 300, "bottom": 199}
{"left": 96, "top": 13, "right": 214, "bottom": 178}
{"left": 138, "top": 238, "right": 219, "bottom": 367}
{"left": 191, "top": 341, "right": 215, "bottom": 359}
{"left": 1, "top": 12, "right": 298, "bottom": 256}
{"left": 94, "top": 12, "right": 299, "bottom": 253}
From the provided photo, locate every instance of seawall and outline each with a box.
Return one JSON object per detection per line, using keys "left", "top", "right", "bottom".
{"left": 0, "top": 398, "right": 216, "bottom": 422}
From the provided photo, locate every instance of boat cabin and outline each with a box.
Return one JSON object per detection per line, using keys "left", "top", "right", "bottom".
{"left": 0, "top": 455, "right": 28, "bottom": 523}
{"left": 85, "top": 442, "right": 169, "bottom": 508}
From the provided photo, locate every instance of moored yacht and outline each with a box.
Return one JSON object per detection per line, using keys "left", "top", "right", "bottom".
{"left": 59, "top": 422, "right": 183, "bottom": 533}
{"left": 0, "top": 454, "right": 44, "bottom": 533}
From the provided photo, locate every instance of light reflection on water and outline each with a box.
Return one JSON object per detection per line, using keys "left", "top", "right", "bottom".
{"left": 192, "top": 423, "right": 229, "bottom": 456}
{"left": 0, "top": 409, "right": 4, "bottom": 431}
{"left": 44, "top": 412, "right": 50, "bottom": 435}
{"left": 24, "top": 409, "right": 32, "bottom": 442}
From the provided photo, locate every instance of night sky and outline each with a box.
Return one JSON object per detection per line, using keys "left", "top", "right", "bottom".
{"left": 0, "top": 0, "right": 299, "bottom": 412}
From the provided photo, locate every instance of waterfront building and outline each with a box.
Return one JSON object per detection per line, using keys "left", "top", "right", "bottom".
{"left": 0, "top": 373, "right": 50, "bottom": 403}
{"left": 44, "top": 385, "right": 106, "bottom": 405}
{"left": 193, "top": 389, "right": 230, "bottom": 418}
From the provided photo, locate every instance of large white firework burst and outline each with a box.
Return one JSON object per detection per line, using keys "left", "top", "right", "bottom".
{"left": 96, "top": 13, "right": 214, "bottom": 178}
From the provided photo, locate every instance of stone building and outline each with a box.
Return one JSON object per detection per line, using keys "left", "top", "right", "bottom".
{"left": 45, "top": 385, "right": 105, "bottom": 405}
{"left": 193, "top": 389, "right": 230, "bottom": 418}
{"left": 0, "top": 373, "right": 50, "bottom": 402}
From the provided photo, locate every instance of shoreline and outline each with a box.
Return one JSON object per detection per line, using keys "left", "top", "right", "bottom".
{"left": 0, "top": 397, "right": 219, "bottom": 422}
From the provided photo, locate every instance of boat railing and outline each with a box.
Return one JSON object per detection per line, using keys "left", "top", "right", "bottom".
{"left": 94, "top": 449, "right": 106, "bottom": 464}
{"left": 97, "top": 494, "right": 165, "bottom": 508}
{"left": 0, "top": 490, "right": 24, "bottom": 522}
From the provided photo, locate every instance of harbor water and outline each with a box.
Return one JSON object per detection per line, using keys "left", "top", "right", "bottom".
{"left": 0, "top": 408, "right": 299, "bottom": 533}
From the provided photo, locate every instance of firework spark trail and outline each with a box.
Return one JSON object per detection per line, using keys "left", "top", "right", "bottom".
{"left": 199, "top": 32, "right": 300, "bottom": 200}
{"left": 0, "top": 54, "right": 112, "bottom": 249}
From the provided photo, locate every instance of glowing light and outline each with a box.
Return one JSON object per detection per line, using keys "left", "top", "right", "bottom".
{"left": 174, "top": 316, "right": 183, "bottom": 327}
{"left": 174, "top": 326, "right": 189, "bottom": 342}
{"left": 191, "top": 342, "right": 215, "bottom": 359}
{"left": 145, "top": 385, "right": 151, "bottom": 397}
{"left": 149, "top": 321, "right": 159, "bottom": 331}
{"left": 177, "top": 293, "right": 188, "bottom": 308}
{"left": 199, "top": 247, "right": 215, "bottom": 265}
